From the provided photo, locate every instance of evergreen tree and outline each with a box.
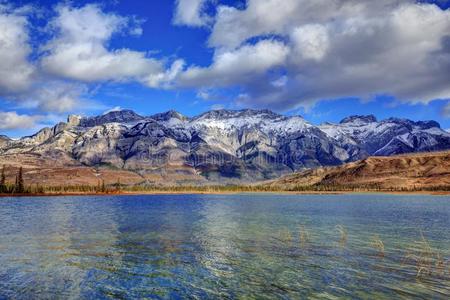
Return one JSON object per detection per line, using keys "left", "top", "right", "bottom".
{"left": 14, "top": 175, "right": 18, "bottom": 193}
{"left": 15, "top": 167, "right": 24, "bottom": 194}
{"left": 0, "top": 165, "right": 5, "bottom": 193}
{"left": 101, "top": 180, "right": 106, "bottom": 193}
{"left": 116, "top": 178, "right": 121, "bottom": 191}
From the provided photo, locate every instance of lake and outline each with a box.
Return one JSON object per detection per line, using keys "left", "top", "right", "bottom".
{"left": 0, "top": 194, "right": 449, "bottom": 299}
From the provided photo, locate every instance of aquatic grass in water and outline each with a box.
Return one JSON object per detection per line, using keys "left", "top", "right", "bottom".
{"left": 335, "top": 225, "right": 348, "bottom": 248}
{"left": 0, "top": 194, "right": 449, "bottom": 298}
{"left": 403, "top": 231, "right": 449, "bottom": 279}
{"left": 299, "top": 225, "right": 311, "bottom": 249}
{"left": 371, "top": 235, "right": 385, "bottom": 258}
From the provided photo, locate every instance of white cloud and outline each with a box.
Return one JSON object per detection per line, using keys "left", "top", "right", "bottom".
{"left": 0, "top": 111, "right": 42, "bottom": 130}
{"left": 33, "top": 82, "right": 87, "bottom": 113}
{"left": 180, "top": 0, "right": 450, "bottom": 111}
{"left": 0, "top": 3, "right": 158, "bottom": 119}
{"left": 178, "top": 39, "right": 289, "bottom": 87}
{"left": 291, "top": 24, "right": 329, "bottom": 61}
{"left": 145, "top": 59, "right": 185, "bottom": 89}
{"left": 173, "top": 0, "right": 212, "bottom": 27}
{"left": 208, "top": 0, "right": 300, "bottom": 49}
{"left": 0, "top": 7, "right": 35, "bottom": 95}
{"left": 209, "top": 0, "right": 408, "bottom": 49}
{"left": 271, "top": 76, "right": 288, "bottom": 88}
{"left": 41, "top": 4, "right": 163, "bottom": 82}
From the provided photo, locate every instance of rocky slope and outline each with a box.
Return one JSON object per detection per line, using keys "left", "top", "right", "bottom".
{"left": 268, "top": 151, "right": 450, "bottom": 190}
{"left": 0, "top": 135, "right": 10, "bottom": 148}
{"left": 1, "top": 109, "right": 449, "bottom": 183}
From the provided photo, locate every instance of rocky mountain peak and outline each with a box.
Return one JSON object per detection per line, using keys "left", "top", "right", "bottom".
{"left": 414, "top": 120, "right": 441, "bottom": 130}
{"left": 340, "top": 115, "right": 377, "bottom": 124}
{"left": 382, "top": 118, "right": 440, "bottom": 130}
{"left": 79, "top": 109, "right": 144, "bottom": 127}
{"left": 195, "top": 109, "right": 281, "bottom": 120}
{"left": 0, "top": 135, "right": 9, "bottom": 148}
{"left": 67, "top": 115, "right": 82, "bottom": 127}
{"left": 151, "top": 110, "right": 188, "bottom": 122}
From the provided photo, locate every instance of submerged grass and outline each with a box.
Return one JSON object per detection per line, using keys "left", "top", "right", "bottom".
{"left": 371, "top": 235, "right": 385, "bottom": 258}
{"left": 402, "top": 231, "right": 449, "bottom": 279}
{"left": 280, "top": 228, "right": 293, "bottom": 247}
{"left": 299, "top": 226, "right": 311, "bottom": 249}
{"left": 335, "top": 225, "right": 348, "bottom": 248}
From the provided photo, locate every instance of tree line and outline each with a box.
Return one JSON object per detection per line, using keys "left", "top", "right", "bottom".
{"left": 0, "top": 165, "right": 25, "bottom": 194}
{"left": 0, "top": 164, "right": 449, "bottom": 195}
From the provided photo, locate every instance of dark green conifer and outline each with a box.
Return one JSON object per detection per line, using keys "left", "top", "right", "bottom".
{"left": 15, "top": 167, "right": 24, "bottom": 194}
{"left": 0, "top": 165, "right": 5, "bottom": 193}
{"left": 116, "top": 178, "right": 121, "bottom": 191}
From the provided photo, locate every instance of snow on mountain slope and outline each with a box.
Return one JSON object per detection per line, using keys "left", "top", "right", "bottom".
{"left": 1, "top": 109, "right": 450, "bottom": 182}
{"left": 319, "top": 115, "right": 450, "bottom": 156}
{"left": 190, "top": 109, "right": 311, "bottom": 135}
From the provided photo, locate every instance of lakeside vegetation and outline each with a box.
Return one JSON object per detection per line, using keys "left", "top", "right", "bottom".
{"left": 1, "top": 164, "right": 450, "bottom": 196}
{"left": 1, "top": 180, "right": 450, "bottom": 196}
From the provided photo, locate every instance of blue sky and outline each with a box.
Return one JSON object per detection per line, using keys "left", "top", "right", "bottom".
{"left": 0, "top": 0, "right": 449, "bottom": 137}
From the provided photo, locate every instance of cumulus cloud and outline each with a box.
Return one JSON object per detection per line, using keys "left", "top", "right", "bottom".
{"left": 32, "top": 82, "right": 88, "bottom": 113}
{"left": 7, "top": 80, "right": 105, "bottom": 114}
{"left": 290, "top": 24, "right": 329, "bottom": 62}
{"left": 209, "top": 0, "right": 408, "bottom": 49}
{"left": 145, "top": 59, "right": 185, "bottom": 89}
{"left": 173, "top": 0, "right": 212, "bottom": 27}
{"left": 0, "top": 6, "right": 35, "bottom": 96}
{"left": 0, "top": 4, "right": 132, "bottom": 119}
{"left": 0, "top": 3, "right": 177, "bottom": 126}
{"left": 175, "top": 0, "right": 450, "bottom": 111}
{"left": 178, "top": 39, "right": 289, "bottom": 87}
{"left": 0, "top": 111, "right": 42, "bottom": 130}
{"left": 41, "top": 4, "right": 163, "bottom": 82}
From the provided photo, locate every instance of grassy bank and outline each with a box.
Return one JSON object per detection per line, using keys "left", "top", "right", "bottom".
{"left": 1, "top": 182, "right": 450, "bottom": 196}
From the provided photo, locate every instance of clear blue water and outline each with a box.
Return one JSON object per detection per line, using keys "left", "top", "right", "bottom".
{"left": 0, "top": 194, "right": 449, "bottom": 299}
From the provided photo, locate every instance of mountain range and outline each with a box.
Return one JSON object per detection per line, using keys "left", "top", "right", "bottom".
{"left": 1, "top": 109, "right": 449, "bottom": 184}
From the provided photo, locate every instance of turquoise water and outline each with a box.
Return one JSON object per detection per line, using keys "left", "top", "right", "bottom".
{"left": 0, "top": 194, "right": 449, "bottom": 299}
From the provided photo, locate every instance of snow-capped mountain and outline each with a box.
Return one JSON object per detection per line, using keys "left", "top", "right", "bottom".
{"left": 1, "top": 109, "right": 449, "bottom": 182}
{"left": 319, "top": 115, "right": 450, "bottom": 156}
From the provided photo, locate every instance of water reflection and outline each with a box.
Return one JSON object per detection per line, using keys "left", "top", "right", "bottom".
{"left": 0, "top": 194, "right": 449, "bottom": 298}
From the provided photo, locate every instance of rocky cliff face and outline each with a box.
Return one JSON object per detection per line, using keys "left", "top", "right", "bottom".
{"left": 0, "top": 135, "right": 10, "bottom": 148}
{"left": 319, "top": 115, "right": 450, "bottom": 156}
{"left": 1, "top": 109, "right": 449, "bottom": 183}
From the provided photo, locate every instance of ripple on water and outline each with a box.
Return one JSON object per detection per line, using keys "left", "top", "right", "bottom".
{"left": 0, "top": 194, "right": 449, "bottom": 299}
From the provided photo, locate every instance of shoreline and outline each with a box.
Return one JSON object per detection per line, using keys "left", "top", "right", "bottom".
{"left": 1, "top": 190, "right": 449, "bottom": 198}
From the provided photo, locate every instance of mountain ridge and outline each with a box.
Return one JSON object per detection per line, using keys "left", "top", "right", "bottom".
{"left": 1, "top": 109, "right": 449, "bottom": 183}
{"left": 267, "top": 150, "right": 450, "bottom": 190}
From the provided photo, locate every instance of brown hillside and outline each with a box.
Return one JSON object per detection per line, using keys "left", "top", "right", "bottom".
{"left": 0, "top": 153, "right": 207, "bottom": 187}
{"left": 269, "top": 151, "right": 450, "bottom": 190}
